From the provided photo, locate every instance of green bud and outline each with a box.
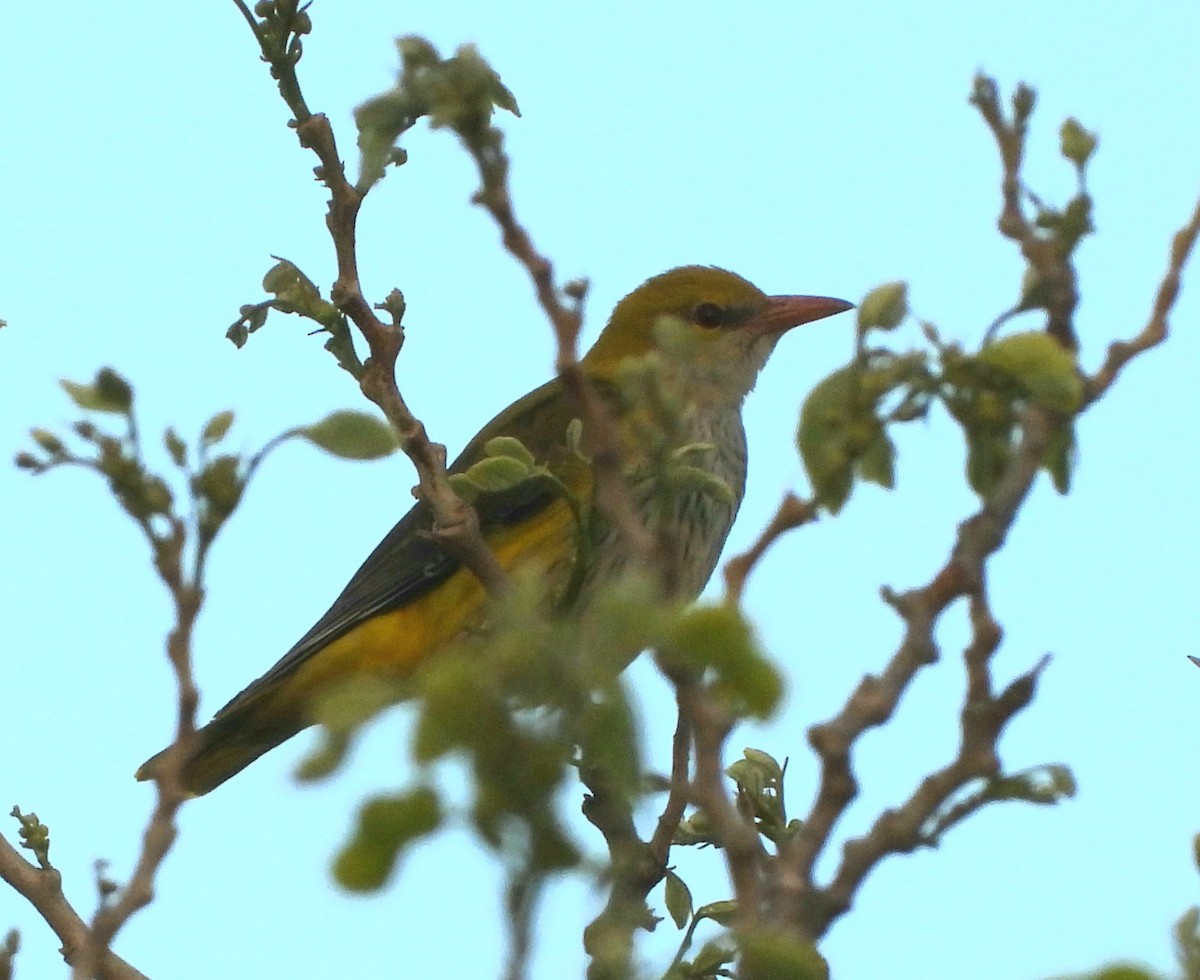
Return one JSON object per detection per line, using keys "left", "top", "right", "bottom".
{"left": 375, "top": 289, "right": 406, "bottom": 325}
{"left": 856, "top": 281, "right": 908, "bottom": 333}
{"left": 397, "top": 35, "right": 441, "bottom": 70}
{"left": 60, "top": 368, "right": 134, "bottom": 414}
{"left": 1011, "top": 83, "right": 1036, "bottom": 123}
{"left": 30, "top": 429, "right": 65, "bottom": 456}
{"left": 563, "top": 278, "right": 590, "bottom": 301}
{"left": 142, "top": 477, "right": 174, "bottom": 515}
{"left": 14, "top": 452, "right": 41, "bottom": 471}
{"left": 194, "top": 455, "right": 243, "bottom": 518}
{"left": 164, "top": 427, "right": 188, "bottom": 467}
{"left": 201, "top": 411, "right": 235, "bottom": 447}
{"left": 94, "top": 368, "right": 133, "bottom": 413}
{"left": 1060, "top": 117, "right": 1098, "bottom": 170}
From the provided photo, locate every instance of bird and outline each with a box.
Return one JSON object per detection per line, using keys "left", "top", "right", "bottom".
{"left": 137, "top": 266, "right": 851, "bottom": 794}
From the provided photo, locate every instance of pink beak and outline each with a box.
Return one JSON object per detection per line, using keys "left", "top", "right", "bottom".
{"left": 750, "top": 294, "right": 854, "bottom": 337}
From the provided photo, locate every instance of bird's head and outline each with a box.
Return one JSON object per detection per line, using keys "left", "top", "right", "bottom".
{"left": 582, "top": 266, "right": 852, "bottom": 409}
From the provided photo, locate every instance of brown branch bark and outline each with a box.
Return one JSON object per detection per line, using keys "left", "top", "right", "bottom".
{"left": 678, "top": 681, "right": 768, "bottom": 927}
{"left": 971, "top": 77, "right": 1081, "bottom": 351}
{"left": 775, "top": 405, "right": 1056, "bottom": 938}
{"left": 234, "top": 3, "right": 509, "bottom": 596}
{"left": 1086, "top": 192, "right": 1200, "bottom": 402}
{"left": 0, "top": 837, "right": 148, "bottom": 980}
{"left": 723, "top": 493, "right": 819, "bottom": 605}
{"left": 460, "top": 123, "right": 657, "bottom": 568}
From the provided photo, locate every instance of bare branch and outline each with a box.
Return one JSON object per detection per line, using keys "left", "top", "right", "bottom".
{"left": 0, "top": 835, "right": 148, "bottom": 980}
{"left": 819, "top": 599, "right": 1050, "bottom": 923}
{"left": 1086, "top": 192, "right": 1200, "bottom": 402}
{"left": 722, "top": 493, "right": 819, "bottom": 605}
{"left": 648, "top": 699, "right": 692, "bottom": 863}
{"left": 776, "top": 405, "right": 1055, "bottom": 938}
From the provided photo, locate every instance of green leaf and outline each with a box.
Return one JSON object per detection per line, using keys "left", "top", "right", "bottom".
{"left": 577, "top": 681, "right": 642, "bottom": 799}
{"left": 739, "top": 929, "right": 829, "bottom": 980}
{"left": 333, "top": 787, "right": 442, "bottom": 893}
{"left": 663, "top": 870, "right": 693, "bottom": 929}
{"left": 458, "top": 455, "right": 534, "bottom": 493}
{"left": 262, "top": 258, "right": 340, "bottom": 325}
{"left": 354, "top": 88, "right": 421, "bottom": 189}
{"left": 963, "top": 428, "right": 1011, "bottom": 499}
{"left": 695, "top": 900, "right": 738, "bottom": 927}
{"left": 690, "top": 940, "right": 737, "bottom": 976}
{"left": 484, "top": 435, "right": 536, "bottom": 466}
{"left": 201, "top": 410, "right": 235, "bottom": 447}
{"left": 60, "top": 368, "right": 134, "bottom": 414}
{"left": 666, "top": 605, "right": 782, "bottom": 718}
{"left": 975, "top": 331, "right": 1083, "bottom": 413}
{"left": 797, "top": 368, "right": 857, "bottom": 513}
{"left": 741, "top": 748, "right": 783, "bottom": 782}
{"left": 296, "top": 676, "right": 405, "bottom": 781}
{"left": 857, "top": 432, "right": 896, "bottom": 489}
{"left": 856, "top": 281, "right": 908, "bottom": 333}
{"left": 1043, "top": 422, "right": 1076, "bottom": 494}
{"left": 300, "top": 411, "right": 398, "bottom": 460}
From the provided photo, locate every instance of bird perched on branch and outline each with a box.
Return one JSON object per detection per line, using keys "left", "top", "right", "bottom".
{"left": 138, "top": 265, "right": 851, "bottom": 794}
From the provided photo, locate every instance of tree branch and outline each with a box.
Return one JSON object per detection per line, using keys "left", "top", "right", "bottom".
{"left": 0, "top": 834, "right": 148, "bottom": 980}
{"left": 235, "top": 1, "right": 509, "bottom": 596}
{"left": 1086, "top": 192, "right": 1200, "bottom": 402}
{"left": 722, "top": 493, "right": 819, "bottom": 606}
{"left": 776, "top": 404, "right": 1055, "bottom": 938}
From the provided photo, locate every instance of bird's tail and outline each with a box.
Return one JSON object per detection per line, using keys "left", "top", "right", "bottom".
{"left": 135, "top": 706, "right": 305, "bottom": 796}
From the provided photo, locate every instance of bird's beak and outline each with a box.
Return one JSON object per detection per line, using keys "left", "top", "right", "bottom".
{"left": 749, "top": 294, "right": 854, "bottom": 338}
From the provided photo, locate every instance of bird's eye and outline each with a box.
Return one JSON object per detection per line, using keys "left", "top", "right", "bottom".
{"left": 692, "top": 302, "right": 725, "bottom": 328}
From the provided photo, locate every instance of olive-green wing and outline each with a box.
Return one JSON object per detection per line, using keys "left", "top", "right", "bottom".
{"left": 207, "top": 376, "right": 583, "bottom": 719}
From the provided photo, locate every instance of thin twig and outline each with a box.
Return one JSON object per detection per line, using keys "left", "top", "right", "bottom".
{"left": 648, "top": 698, "right": 692, "bottom": 863}
{"left": 460, "top": 122, "right": 657, "bottom": 568}
{"left": 235, "top": 2, "right": 509, "bottom": 596}
{"left": 819, "top": 598, "right": 1048, "bottom": 927}
{"left": 775, "top": 405, "right": 1055, "bottom": 938}
{"left": 722, "top": 493, "right": 819, "bottom": 605}
{"left": 678, "top": 681, "right": 767, "bottom": 926}
{"left": 0, "top": 837, "right": 149, "bottom": 980}
{"left": 1086, "top": 192, "right": 1200, "bottom": 402}
{"left": 971, "top": 77, "right": 1081, "bottom": 351}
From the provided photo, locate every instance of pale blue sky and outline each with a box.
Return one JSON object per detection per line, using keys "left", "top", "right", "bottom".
{"left": 3, "top": 3, "right": 1199, "bottom": 978}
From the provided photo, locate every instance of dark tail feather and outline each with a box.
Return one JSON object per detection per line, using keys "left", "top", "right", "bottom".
{"left": 136, "top": 708, "right": 306, "bottom": 796}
